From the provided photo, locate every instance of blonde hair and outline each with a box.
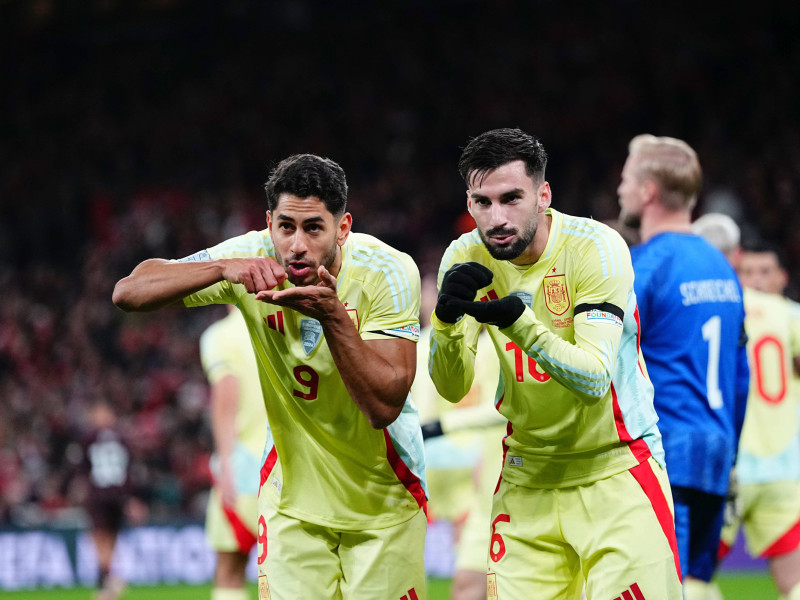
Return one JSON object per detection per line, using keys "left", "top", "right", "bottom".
{"left": 691, "top": 212, "right": 740, "bottom": 254}
{"left": 628, "top": 134, "right": 702, "bottom": 211}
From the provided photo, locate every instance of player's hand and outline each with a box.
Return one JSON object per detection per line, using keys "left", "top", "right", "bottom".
{"left": 255, "top": 265, "right": 341, "bottom": 320}
{"left": 723, "top": 467, "right": 741, "bottom": 527}
{"left": 440, "top": 294, "right": 526, "bottom": 329}
{"left": 219, "top": 464, "right": 237, "bottom": 509}
{"left": 220, "top": 257, "right": 287, "bottom": 293}
{"left": 435, "top": 262, "right": 494, "bottom": 323}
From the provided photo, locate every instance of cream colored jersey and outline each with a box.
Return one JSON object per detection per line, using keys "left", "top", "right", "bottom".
{"left": 183, "top": 230, "right": 426, "bottom": 530}
{"left": 737, "top": 288, "right": 800, "bottom": 483}
{"left": 430, "top": 209, "right": 663, "bottom": 489}
{"left": 200, "top": 308, "right": 267, "bottom": 460}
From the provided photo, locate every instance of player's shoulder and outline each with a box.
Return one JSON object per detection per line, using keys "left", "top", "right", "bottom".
{"left": 440, "top": 229, "right": 486, "bottom": 266}
{"left": 744, "top": 287, "right": 789, "bottom": 313}
{"left": 200, "top": 310, "right": 246, "bottom": 354}
{"left": 554, "top": 211, "right": 628, "bottom": 256}
{"left": 344, "top": 232, "right": 421, "bottom": 304}
{"left": 207, "top": 229, "right": 273, "bottom": 260}
{"left": 346, "top": 232, "right": 419, "bottom": 275}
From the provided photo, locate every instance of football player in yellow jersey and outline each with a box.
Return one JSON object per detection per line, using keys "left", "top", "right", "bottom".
{"left": 201, "top": 306, "right": 267, "bottom": 600}
{"left": 414, "top": 272, "right": 505, "bottom": 600}
{"left": 429, "top": 129, "right": 681, "bottom": 600}
{"left": 113, "top": 154, "right": 427, "bottom": 600}
{"left": 693, "top": 214, "right": 800, "bottom": 600}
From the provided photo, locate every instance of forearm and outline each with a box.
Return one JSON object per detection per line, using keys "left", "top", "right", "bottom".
{"left": 113, "top": 258, "right": 224, "bottom": 311}
{"left": 503, "top": 309, "right": 613, "bottom": 402}
{"left": 210, "top": 377, "right": 240, "bottom": 465}
{"left": 322, "top": 307, "right": 414, "bottom": 429}
{"left": 428, "top": 313, "right": 479, "bottom": 403}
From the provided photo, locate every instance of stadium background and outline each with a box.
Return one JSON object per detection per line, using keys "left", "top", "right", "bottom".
{"left": 1, "top": 0, "right": 798, "bottom": 595}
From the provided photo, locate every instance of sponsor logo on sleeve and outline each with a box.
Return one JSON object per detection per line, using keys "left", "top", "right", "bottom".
{"left": 386, "top": 323, "right": 421, "bottom": 340}
{"left": 508, "top": 456, "right": 523, "bottom": 467}
{"left": 510, "top": 290, "right": 533, "bottom": 309}
{"left": 585, "top": 309, "right": 623, "bottom": 327}
{"left": 177, "top": 249, "right": 211, "bottom": 263}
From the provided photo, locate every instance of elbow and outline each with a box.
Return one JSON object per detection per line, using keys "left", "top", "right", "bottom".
{"left": 112, "top": 279, "right": 135, "bottom": 311}
{"left": 368, "top": 404, "right": 403, "bottom": 430}
{"left": 112, "top": 278, "right": 149, "bottom": 312}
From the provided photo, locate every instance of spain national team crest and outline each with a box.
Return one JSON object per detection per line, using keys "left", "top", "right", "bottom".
{"left": 300, "top": 319, "right": 323, "bottom": 355}
{"left": 543, "top": 274, "right": 570, "bottom": 315}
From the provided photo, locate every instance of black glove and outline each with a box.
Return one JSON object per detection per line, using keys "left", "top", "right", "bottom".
{"left": 439, "top": 294, "right": 526, "bottom": 329}
{"left": 420, "top": 420, "right": 444, "bottom": 440}
{"left": 435, "top": 262, "right": 494, "bottom": 323}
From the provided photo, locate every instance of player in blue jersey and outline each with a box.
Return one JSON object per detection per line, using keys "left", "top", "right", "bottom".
{"left": 619, "top": 135, "right": 750, "bottom": 600}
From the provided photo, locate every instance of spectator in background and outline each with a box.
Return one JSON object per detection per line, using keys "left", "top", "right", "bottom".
{"left": 693, "top": 214, "right": 800, "bottom": 600}
{"left": 619, "top": 137, "right": 749, "bottom": 600}
{"left": 81, "top": 402, "right": 137, "bottom": 600}
{"left": 200, "top": 306, "right": 267, "bottom": 600}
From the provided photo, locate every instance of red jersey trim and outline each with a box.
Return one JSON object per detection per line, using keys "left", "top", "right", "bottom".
{"left": 629, "top": 458, "right": 682, "bottom": 582}
{"left": 761, "top": 514, "right": 800, "bottom": 558}
{"left": 259, "top": 446, "right": 278, "bottom": 490}
{"left": 383, "top": 430, "right": 428, "bottom": 516}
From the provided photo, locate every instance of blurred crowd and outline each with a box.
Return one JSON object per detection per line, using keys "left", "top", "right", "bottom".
{"left": 2, "top": 0, "right": 799, "bottom": 526}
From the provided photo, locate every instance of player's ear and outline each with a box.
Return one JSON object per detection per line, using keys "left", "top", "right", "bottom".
{"left": 643, "top": 179, "right": 660, "bottom": 204}
{"left": 537, "top": 182, "right": 552, "bottom": 212}
{"left": 466, "top": 190, "right": 474, "bottom": 216}
{"left": 336, "top": 212, "right": 352, "bottom": 246}
{"left": 266, "top": 210, "right": 273, "bottom": 229}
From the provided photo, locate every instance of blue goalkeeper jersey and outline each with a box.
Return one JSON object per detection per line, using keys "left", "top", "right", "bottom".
{"left": 631, "top": 232, "right": 748, "bottom": 496}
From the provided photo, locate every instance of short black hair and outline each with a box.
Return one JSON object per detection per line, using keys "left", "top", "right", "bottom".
{"left": 457, "top": 128, "right": 548, "bottom": 187}
{"left": 741, "top": 238, "right": 788, "bottom": 269}
{"left": 264, "top": 154, "right": 348, "bottom": 216}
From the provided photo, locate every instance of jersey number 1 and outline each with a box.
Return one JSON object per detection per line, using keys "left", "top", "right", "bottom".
{"left": 701, "top": 316, "right": 723, "bottom": 409}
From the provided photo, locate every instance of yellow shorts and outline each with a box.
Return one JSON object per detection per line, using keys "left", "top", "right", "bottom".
{"left": 205, "top": 487, "right": 259, "bottom": 554}
{"left": 720, "top": 480, "right": 800, "bottom": 558}
{"left": 256, "top": 501, "right": 427, "bottom": 600}
{"left": 486, "top": 457, "right": 682, "bottom": 600}
{"left": 454, "top": 428, "right": 506, "bottom": 573}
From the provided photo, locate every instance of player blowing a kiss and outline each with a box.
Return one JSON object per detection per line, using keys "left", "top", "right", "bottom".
{"left": 428, "top": 128, "right": 682, "bottom": 599}
{"left": 113, "top": 154, "right": 427, "bottom": 600}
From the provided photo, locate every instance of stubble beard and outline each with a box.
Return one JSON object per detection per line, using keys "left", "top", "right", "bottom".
{"left": 275, "top": 242, "right": 339, "bottom": 286}
{"left": 620, "top": 208, "right": 642, "bottom": 230}
{"left": 479, "top": 220, "right": 538, "bottom": 261}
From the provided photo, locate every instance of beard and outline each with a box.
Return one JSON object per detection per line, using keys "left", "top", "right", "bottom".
{"left": 619, "top": 208, "right": 642, "bottom": 230}
{"left": 275, "top": 241, "right": 339, "bottom": 286}
{"left": 479, "top": 220, "right": 537, "bottom": 261}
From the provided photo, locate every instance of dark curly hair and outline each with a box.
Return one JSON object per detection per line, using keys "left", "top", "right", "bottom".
{"left": 458, "top": 128, "right": 548, "bottom": 188}
{"left": 264, "top": 154, "right": 348, "bottom": 216}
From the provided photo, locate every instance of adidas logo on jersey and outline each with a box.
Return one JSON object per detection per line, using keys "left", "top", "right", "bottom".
{"left": 264, "top": 311, "right": 285, "bottom": 335}
{"left": 613, "top": 582, "right": 645, "bottom": 600}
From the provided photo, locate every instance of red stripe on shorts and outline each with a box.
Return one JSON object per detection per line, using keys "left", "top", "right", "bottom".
{"left": 717, "top": 539, "right": 733, "bottom": 562}
{"left": 761, "top": 514, "right": 800, "bottom": 558}
{"left": 259, "top": 445, "right": 278, "bottom": 490}
{"left": 495, "top": 420, "right": 513, "bottom": 495}
{"left": 383, "top": 430, "right": 428, "bottom": 516}
{"left": 222, "top": 504, "right": 257, "bottom": 554}
{"left": 630, "top": 583, "right": 646, "bottom": 600}
{"left": 629, "top": 458, "right": 682, "bottom": 582}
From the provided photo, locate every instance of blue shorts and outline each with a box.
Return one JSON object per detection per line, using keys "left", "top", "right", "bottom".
{"left": 671, "top": 486, "right": 726, "bottom": 581}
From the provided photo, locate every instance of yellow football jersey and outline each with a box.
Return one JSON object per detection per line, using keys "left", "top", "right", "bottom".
{"left": 184, "top": 230, "right": 425, "bottom": 530}
{"left": 200, "top": 308, "right": 267, "bottom": 460}
{"left": 737, "top": 288, "right": 800, "bottom": 483}
{"left": 430, "top": 208, "right": 663, "bottom": 489}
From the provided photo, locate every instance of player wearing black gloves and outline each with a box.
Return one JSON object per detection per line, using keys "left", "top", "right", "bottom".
{"left": 435, "top": 262, "right": 525, "bottom": 329}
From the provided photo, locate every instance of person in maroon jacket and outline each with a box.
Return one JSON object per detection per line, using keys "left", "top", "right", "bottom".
{"left": 81, "top": 402, "right": 136, "bottom": 600}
